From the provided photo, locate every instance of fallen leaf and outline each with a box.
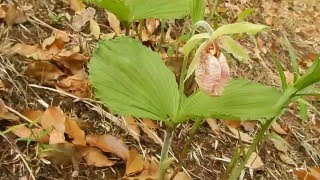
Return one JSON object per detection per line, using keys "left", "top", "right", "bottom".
{"left": 107, "top": 11, "right": 121, "bottom": 34}
{"left": 294, "top": 167, "right": 320, "bottom": 180}
{"left": 272, "top": 138, "right": 288, "bottom": 152}
{"left": 126, "top": 149, "right": 145, "bottom": 175}
{"left": 11, "top": 125, "right": 49, "bottom": 143}
{"left": 100, "top": 32, "right": 116, "bottom": 40}
{"left": 172, "top": 172, "right": 191, "bottom": 180}
{"left": 69, "top": 0, "right": 85, "bottom": 12}
{"left": 206, "top": 118, "right": 219, "bottom": 132}
{"left": 225, "top": 120, "right": 241, "bottom": 129}
{"left": 0, "top": 99, "right": 19, "bottom": 122}
{"left": 56, "top": 72, "right": 91, "bottom": 98}
{"left": 141, "top": 125, "right": 161, "bottom": 145}
{"left": 25, "top": 61, "right": 64, "bottom": 85}
{"left": 241, "top": 121, "right": 256, "bottom": 133}
{"left": 11, "top": 43, "right": 40, "bottom": 57}
{"left": 142, "top": 119, "right": 158, "bottom": 129}
{"left": 145, "top": 19, "right": 159, "bottom": 34}
{"left": 125, "top": 116, "right": 140, "bottom": 137}
{"left": 41, "top": 106, "right": 66, "bottom": 133}
{"left": 49, "top": 129, "right": 66, "bottom": 144}
{"left": 228, "top": 126, "right": 253, "bottom": 142}
{"left": 4, "top": 4, "right": 28, "bottom": 25}
{"left": 279, "top": 153, "right": 295, "bottom": 165}
{"left": 272, "top": 121, "right": 287, "bottom": 134}
{"left": 90, "top": 19, "right": 100, "bottom": 39}
{"left": 86, "top": 134, "right": 129, "bottom": 160}
{"left": 247, "top": 152, "right": 264, "bottom": 169}
{"left": 65, "top": 117, "right": 86, "bottom": 146}
{"left": 42, "top": 36, "right": 56, "bottom": 50}
{"left": 126, "top": 157, "right": 159, "bottom": 179}
{"left": 79, "top": 147, "right": 115, "bottom": 167}
{"left": 40, "top": 143, "right": 81, "bottom": 165}
{"left": 72, "top": 7, "right": 96, "bottom": 31}
{"left": 23, "top": 109, "right": 44, "bottom": 123}
{"left": 0, "top": 5, "right": 6, "bottom": 18}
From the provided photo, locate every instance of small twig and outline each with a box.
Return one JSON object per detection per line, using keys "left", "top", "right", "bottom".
{"left": 1, "top": 134, "right": 36, "bottom": 180}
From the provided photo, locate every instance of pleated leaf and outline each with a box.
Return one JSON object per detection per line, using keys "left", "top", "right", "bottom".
{"left": 87, "top": 0, "right": 189, "bottom": 23}
{"left": 175, "top": 79, "right": 282, "bottom": 123}
{"left": 189, "top": 0, "right": 205, "bottom": 24}
{"left": 89, "top": 37, "right": 180, "bottom": 121}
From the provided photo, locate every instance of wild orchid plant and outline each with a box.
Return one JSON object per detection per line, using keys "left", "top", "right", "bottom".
{"left": 87, "top": 1, "right": 320, "bottom": 179}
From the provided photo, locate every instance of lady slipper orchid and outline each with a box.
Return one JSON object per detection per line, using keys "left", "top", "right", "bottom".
{"left": 195, "top": 41, "right": 230, "bottom": 96}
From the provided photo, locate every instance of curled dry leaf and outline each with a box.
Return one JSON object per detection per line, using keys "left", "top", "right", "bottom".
{"left": 225, "top": 120, "right": 241, "bottom": 129}
{"left": 41, "top": 106, "right": 66, "bottom": 133}
{"left": 141, "top": 125, "right": 161, "bottom": 145}
{"left": 79, "top": 147, "right": 115, "bottom": 167}
{"left": 90, "top": 19, "right": 100, "bottom": 39}
{"left": 40, "top": 143, "right": 82, "bottom": 165}
{"left": 241, "top": 121, "right": 256, "bottom": 133}
{"left": 126, "top": 149, "right": 145, "bottom": 175}
{"left": 72, "top": 7, "right": 96, "bottom": 31}
{"left": 0, "top": 79, "right": 5, "bottom": 90}
{"left": 65, "top": 117, "right": 86, "bottom": 146}
{"left": 126, "top": 157, "right": 159, "bottom": 180}
{"left": 125, "top": 116, "right": 140, "bottom": 138}
{"left": 247, "top": 152, "right": 264, "bottom": 169}
{"left": 142, "top": 119, "right": 158, "bottom": 129}
{"left": 11, "top": 43, "right": 39, "bottom": 57}
{"left": 86, "top": 134, "right": 129, "bottom": 160}
{"left": 106, "top": 11, "right": 121, "bottom": 34}
{"left": 56, "top": 72, "right": 91, "bottom": 98}
{"left": 0, "top": 99, "right": 19, "bottom": 122}
{"left": 279, "top": 153, "right": 295, "bottom": 165}
{"left": 145, "top": 19, "right": 160, "bottom": 35}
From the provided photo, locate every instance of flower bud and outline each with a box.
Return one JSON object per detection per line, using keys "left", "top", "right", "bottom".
{"left": 195, "top": 41, "right": 230, "bottom": 96}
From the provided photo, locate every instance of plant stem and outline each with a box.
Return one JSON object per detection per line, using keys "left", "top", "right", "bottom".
{"left": 158, "top": 127, "right": 175, "bottom": 180}
{"left": 159, "top": 19, "right": 166, "bottom": 47}
{"left": 228, "top": 117, "right": 277, "bottom": 180}
{"left": 125, "top": 24, "right": 130, "bottom": 36}
{"left": 179, "top": 55, "right": 189, "bottom": 98}
{"left": 170, "top": 119, "right": 203, "bottom": 179}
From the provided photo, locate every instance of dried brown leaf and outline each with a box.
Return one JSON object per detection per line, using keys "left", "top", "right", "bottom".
{"left": 11, "top": 125, "right": 49, "bottom": 143}
{"left": 0, "top": 5, "right": 6, "bottom": 18}
{"left": 206, "top": 118, "right": 219, "bottom": 132}
{"left": 90, "top": 19, "right": 100, "bottom": 39}
{"left": 11, "top": 43, "right": 40, "bottom": 57}
{"left": 23, "top": 110, "right": 44, "bottom": 123}
{"left": 107, "top": 12, "right": 121, "bottom": 34}
{"left": 0, "top": 79, "right": 5, "bottom": 90}
{"left": 79, "top": 147, "right": 115, "bottom": 167}
{"left": 0, "top": 99, "right": 19, "bottom": 122}
{"left": 228, "top": 126, "right": 253, "bottom": 142}
{"left": 126, "top": 149, "right": 145, "bottom": 175}
{"left": 246, "top": 152, "right": 264, "bottom": 169}
{"left": 241, "top": 121, "right": 256, "bottom": 133}
{"left": 41, "top": 106, "right": 66, "bottom": 133}
{"left": 42, "top": 36, "right": 56, "bottom": 50}
{"left": 86, "top": 134, "right": 129, "bottom": 160}
{"left": 272, "top": 121, "right": 287, "bottom": 134}
{"left": 25, "top": 61, "right": 64, "bottom": 84}
{"left": 294, "top": 167, "right": 320, "bottom": 180}
{"left": 69, "top": 0, "right": 85, "bottom": 12}
{"left": 56, "top": 72, "right": 91, "bottom": 98}
{"left": 49, "top": 129, "right": 66, "bottom": 144}
{"left": 72, "top": 7, "right": 96, "bottom": 31}
{"left": 125, "top": 116, "right": 140, "bottom": 137}
{"left": 65, "top": 117, "right": 86, "bottom": 146}
{"left": 225, "top": 120, "right": 241, "bottom": 129}
{"left": 145, "top": 19, "right": 159, "bottom": 34}
{"left": 4, "top": 4, "right": 28, "bottom": 25}
{"left": 141, "top": 125, "right": 161, "bottom": 145}
{"left": 279, "top": 153, "right": 295, "bottom": 165}
{"left": 142, "top": 119, "right": 157, "bottom": 129}
{"left": 172, "top": 172, "right": 191, "bottom": 180}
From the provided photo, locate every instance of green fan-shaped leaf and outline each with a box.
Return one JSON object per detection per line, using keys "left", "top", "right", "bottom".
{"left": 86, "top": 0, "right": 130, "bottom": 23}
{"left": 89, "top": 37, "right": 180, "bottom": 121}
{"left": 87, "top": 0, "right": 189, "bottom": 23}
{"left": 175, "top": 79, "right": 282, "bottom": 123}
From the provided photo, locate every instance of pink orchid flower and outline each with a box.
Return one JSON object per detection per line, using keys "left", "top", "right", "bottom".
{"left": 195, "top": 42, "right": 230, "bottom": 96}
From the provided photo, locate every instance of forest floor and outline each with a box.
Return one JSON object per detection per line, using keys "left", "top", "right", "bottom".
{"left": 0, "top": 0, "right": 319, "bottom": 180}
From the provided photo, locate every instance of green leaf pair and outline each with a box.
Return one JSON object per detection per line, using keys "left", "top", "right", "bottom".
{"left": 87, "top": 0, "right": 189, "bottom": 24}
{"left": 89, "top": 37, "right": 282, "bottom": 124}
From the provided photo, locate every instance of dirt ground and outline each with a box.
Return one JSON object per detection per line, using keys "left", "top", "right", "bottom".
{"left": 0, "top": 0, "right": 319, "bottom": 180}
